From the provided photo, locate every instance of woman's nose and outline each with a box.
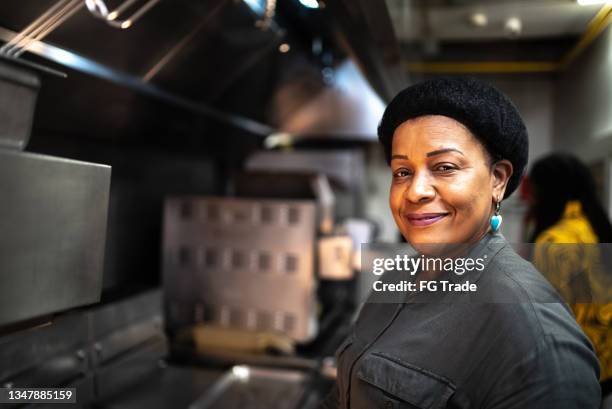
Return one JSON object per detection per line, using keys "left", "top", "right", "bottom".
{"left": 404, "top": 171, "right": 435, "bottom": 203}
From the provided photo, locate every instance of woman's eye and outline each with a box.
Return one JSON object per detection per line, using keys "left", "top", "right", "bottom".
{"left": 433, "top": 164, "right": 458, "bottom": 173}
{"left": 393, "top": 169, "right": 412, "bottom": 178}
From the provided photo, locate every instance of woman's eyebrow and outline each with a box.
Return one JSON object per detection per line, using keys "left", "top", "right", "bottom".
{"left": 426, "top": 148, "right": 464, "bottom": 157}
{"left": 391, "top": 154, "right": 408, "bottom": 160}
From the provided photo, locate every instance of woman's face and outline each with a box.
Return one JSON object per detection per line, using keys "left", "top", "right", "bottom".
{"left": 389, "top": 115, "right": 510, "bottom": 249}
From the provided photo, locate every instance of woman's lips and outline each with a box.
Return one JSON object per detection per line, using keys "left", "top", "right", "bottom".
{"left": 404, "top": 212, "right": 449, "bottom": 227}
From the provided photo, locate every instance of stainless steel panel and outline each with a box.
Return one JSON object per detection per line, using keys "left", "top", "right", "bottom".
{"left": 90, "top": 290, "right": 162, "bottom": 339}
{"left": 95, "top": 337, "right": 168, "bottom": 400}
{"left": 0, "top": 313, "right": 89, "bottom": 385}
{"left": 246, "top": 150, "right": 367, "bottom": 218}
{"left": 0, "top": 22, "right": 273, "bottom": 136}
{"left": 163, "top": 197, "right": 318, "bottom": 342}
{"left": 190, "top": 366, "right": 307, "bottom": 409}
{"left": 0, "top": 289, "right": 166, "bottom": 408}
{"left": 246, "top": 150, "right": 365, "bottom": 194}
{"left": 93, "top": 364, "right": 312, "bottom": 409}
{"left": 95, "top": 316, "right": 164, "bottom": 364}
{"left": 0, "top": 61, "right": 39, "bottom": 150}
{"left": 0, "top": 150, "right": 110, "bottom": 326}
{"left": 94, "top": 365, "right": 224, "bottom": 409}
{"left": 0, "top": 290, "right": 162, "bottom": 384}
{"left": 88, "top": 290, "right": 165, "bottom": 370}
{"left": 62, "top": 375, "right": 96, "bottom": 409}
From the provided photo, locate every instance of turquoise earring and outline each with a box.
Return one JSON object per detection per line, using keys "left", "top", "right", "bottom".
{"left": 490, "top": 201, "right": 502, "bottom": 232}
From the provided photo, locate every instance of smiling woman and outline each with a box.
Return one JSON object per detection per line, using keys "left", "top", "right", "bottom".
{"left": 389, "top": 115, "right": 513, "bottom": 248}
{"left": 317, "top": 77, "right": 602, "bottom": 409}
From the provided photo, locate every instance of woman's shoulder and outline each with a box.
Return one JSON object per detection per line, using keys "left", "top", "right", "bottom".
{"left": 480, "top": 244, "right": 562, "bottom": 302}
{"left": 477, "top": 245, "right": 583, "bottom": 338}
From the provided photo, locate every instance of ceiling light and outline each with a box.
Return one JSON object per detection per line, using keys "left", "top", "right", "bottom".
{"left": 299, "top": 0, "right": 320, "bottom": 9}
{"left": 577, "top": 0, "right": 612, "bottom": 5}
{"left": 504, "top": 16, "right": 522, "bottom": 38}
{"left": 469, "top": 12, "right": 488, "bottom": 28}
{"left": 279, "top": 43, "right": 290, "bottom": 53}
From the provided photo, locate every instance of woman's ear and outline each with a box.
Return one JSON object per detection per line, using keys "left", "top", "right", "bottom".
{"left": 492, "top": 159, "right": 513, "bottom": 201}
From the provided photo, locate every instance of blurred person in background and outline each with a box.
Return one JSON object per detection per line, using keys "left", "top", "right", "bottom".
{"left": 528, "top": 153, "right": 612, "bottom": 401}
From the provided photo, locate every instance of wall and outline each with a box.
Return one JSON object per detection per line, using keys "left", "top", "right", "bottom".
{"left": 555, "top": 27, "right": 612, "bottom": 157}
{"left": 487, "top": 75, "right": 554, "bottom": 242}
{"left": 487, "top": 76, "right": 554, "bottom": 168}
{"left": 554, "top": 26, "right": 612, "bottom": 213}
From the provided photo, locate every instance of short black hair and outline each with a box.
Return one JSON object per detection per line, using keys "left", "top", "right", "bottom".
{"left": 377, "top": 77, "right": 528, "bottom": 200}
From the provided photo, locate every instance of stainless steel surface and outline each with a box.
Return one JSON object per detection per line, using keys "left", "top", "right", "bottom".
{"left": 89, "top": 290, "right": 164, "bottom": 365}
{"left": 95, "top": 336, "right": 167, "bottom": 399}
{"left": 0, "top": 25, "right": 273, "bottom": 136}
{"left": 90, "top": 290, "right": 162, "bottom": 338}
{"left": 270, "top": 59, "right": 386, "bottom": 138}
{"left": 96, "top": 364, "right": 325, "bottom": 409}
{"left": 0, "top": 0, "right": 71, "bottom": 57}
{"left": 9, "top": 0, "right": 83, "bottom": 58}
{"left": 189, "top": 366, "right": 307, "bottom": 409}
{"left": 0, "top": 60, "right": 39, "bottom": 150}
{"left": 163, "top": 197, "right": 318, "bottom": 342}
{"left": 0, "top": 53, "right": 66, "bottom": 77}
{"left": 0, "top": 289, "right": 165, "bottom": 407}
{"left": 0, "top": 0, "right": 398, "bottom": 144}
{"left": 0, "top": 149, "right": 110, "bottom": 326}
{"left": 0, "top": 313, "right": 90, "bottom": 388}
{"left": 246, "top": 150, "right": 367, "bottom": 218}
{"left": 86, "top": 0, "right": 162, "bottom": 30}
{"left": 246, "top": 150, "right": 366, "bottom": 195}
{"left": 99, "top": 364, "right": 308, "bottom": 409}
{"left": 0, "top": 0, "right": 82, "bottom": 57}
{"left": 98, "top": 365, "right": 224, "bottom": 409}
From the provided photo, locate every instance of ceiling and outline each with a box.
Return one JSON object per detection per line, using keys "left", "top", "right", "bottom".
{"left": 386, "top": 0, "right": 604, "bottom": 65}
{"left": 388, "top": 0, "right": 600, "bottom": 41}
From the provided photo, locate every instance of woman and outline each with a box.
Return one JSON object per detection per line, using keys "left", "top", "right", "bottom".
{"left": 318, "top": 78, "right": 601, "bottom": 408}
{"left": 528, "top": 153, "right": 612, "bottom": 398}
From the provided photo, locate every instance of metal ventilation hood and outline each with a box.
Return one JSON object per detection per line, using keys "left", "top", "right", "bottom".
{"left": 0, "top": 0, "right": 403, "bottom": 148}
{"left": 270, "top": 59, "right": 386, "bottom": 142}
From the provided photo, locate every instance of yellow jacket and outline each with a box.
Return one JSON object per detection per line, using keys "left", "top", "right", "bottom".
{"left": 534, "top": 200, "right": 612, "bottom": 381}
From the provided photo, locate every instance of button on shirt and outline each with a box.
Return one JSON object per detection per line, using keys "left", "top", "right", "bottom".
{"left": 319, "top": 231, "right": 601, "bottom": 409}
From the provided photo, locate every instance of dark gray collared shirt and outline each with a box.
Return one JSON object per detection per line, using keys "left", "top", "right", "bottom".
{"left": 319, "top": 231, "right": 601, "bottom": 409}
